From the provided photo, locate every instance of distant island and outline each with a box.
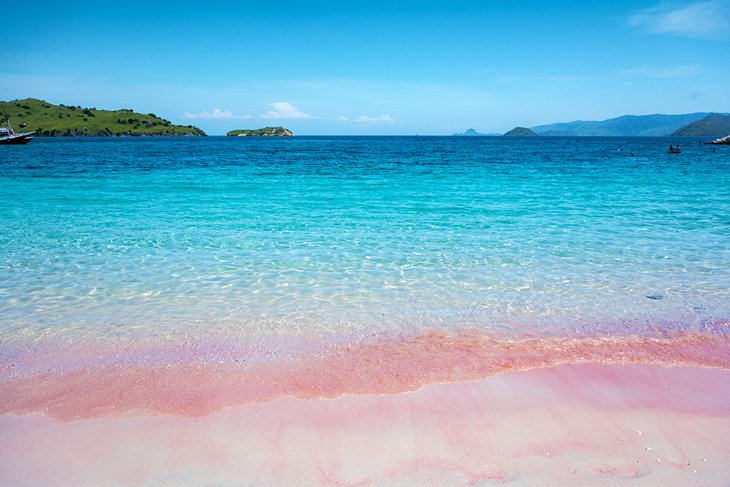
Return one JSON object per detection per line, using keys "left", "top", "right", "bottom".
{"left": 0, "top": 98, "right": 205, "bottom": 136}
{"left": 504, "top": 127, "right": 537, "bottom": 137}
{"left": 530, "top": 112, "right": 721, "bottom": 137}
{"left": 454, "top": 112, "right": 730, "bottom": 138}
{"left": 672, "top": 114, "right": 730, "bottom": 137}
{"left": 452, "top": 128, "right": 500, "bottom": 136}
{"left": 227, "top": 127, "right": 293, "bottom": 136}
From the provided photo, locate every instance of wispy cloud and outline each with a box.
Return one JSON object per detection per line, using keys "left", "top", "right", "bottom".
{"left": 338, "top": 114, "right": 395, "bottom": 124}
{"left": 181, "top": 108, "right": 251, "bottom": 120}
{"left": 620, "top": 64, "right": 703, "bottom": 78}
{"left": 182, "top": 102, "right": 315, "bottom": 121}
{"left": 628, "top": 1, "right": 730, "bottom": 38}
{"left": 495, "top": 74, "right": 587, "bottom": 84}
{"left": 686, "top": 90, "right": 706, "bottom": 99}
{"left": 260, "top": 102, "right": 314, "bottom": 119}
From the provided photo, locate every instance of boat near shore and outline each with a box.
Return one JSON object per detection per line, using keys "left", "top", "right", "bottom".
{"left": 0, "top": 128, "right": 35, "bottom": 145}
{"left": 0, "top": 111, "right": 35, "bottom": 145}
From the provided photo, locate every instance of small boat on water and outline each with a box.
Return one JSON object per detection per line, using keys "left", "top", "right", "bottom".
{"left": 668, "top": 145, "right": 681, "bottom": 154}
{"left": 0, "top": 110, "right": 35, "bottom": 145}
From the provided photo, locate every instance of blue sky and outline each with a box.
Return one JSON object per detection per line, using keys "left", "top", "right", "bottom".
{"left": 2, "top": 1, "right": 729, "bottom": 134}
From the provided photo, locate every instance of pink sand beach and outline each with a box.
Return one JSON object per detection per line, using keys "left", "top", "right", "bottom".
{"left": 1, "top": 329, "right": 729, "bottom": 486}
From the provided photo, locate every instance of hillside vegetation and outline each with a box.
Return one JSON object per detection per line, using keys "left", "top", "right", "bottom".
{"left": 227, "top": 127, "right": 293, "bottom": 136}
{"left": 672, "top": 114, "right": 730, "bottom": 137}
{"left": 0, "top": 98, "right": 205, "bottom": 136}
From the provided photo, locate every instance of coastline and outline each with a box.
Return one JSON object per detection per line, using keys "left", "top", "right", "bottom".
{"left": 1, "top": 363, "right": 729, "bottom": 486}
{"left": 2, "top": 327, "right": 729, "bottom": 420}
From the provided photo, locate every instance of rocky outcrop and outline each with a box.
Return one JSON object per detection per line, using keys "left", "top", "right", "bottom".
{"left": 708, "top": 135, "right": 730, "bottom": 145}
{"left": 36, "top": 128, "right": 203, "bottom": 137}
{"left": 504, "top": 127, "right": 537, "bottom": 137}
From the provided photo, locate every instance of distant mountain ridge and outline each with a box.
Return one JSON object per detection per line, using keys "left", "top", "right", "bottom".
{"left": 672, "top": 114, "right": 730, "bottom": 137}
{"left": 531, "top": 113, "right": 717, "bottom": 137}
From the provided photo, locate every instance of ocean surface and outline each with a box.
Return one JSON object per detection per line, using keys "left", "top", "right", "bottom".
{"left": 0, "top": 136, "right": 729, "bottom": 413}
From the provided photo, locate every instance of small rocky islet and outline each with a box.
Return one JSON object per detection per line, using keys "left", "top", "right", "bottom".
{"left": 503, "top": 126, "right": 537, "bottom": 137}
{"left": 226, "top": 127, "right": 293, "bottom": 136}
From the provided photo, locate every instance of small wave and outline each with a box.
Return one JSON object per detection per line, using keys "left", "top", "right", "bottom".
{"left": 1, "top": 324, "right": 728, "bottom": 420}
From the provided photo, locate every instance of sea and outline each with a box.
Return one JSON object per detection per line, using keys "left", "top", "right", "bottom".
{"left": 0, "top": 136, "right": 728, "bottom": 406}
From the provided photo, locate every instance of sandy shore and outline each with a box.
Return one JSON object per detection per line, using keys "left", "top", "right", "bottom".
{"left": 1, "top": 363, "right": 729, "bottom": 486}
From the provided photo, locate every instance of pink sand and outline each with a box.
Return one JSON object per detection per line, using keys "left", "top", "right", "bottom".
{"left": 1, "top": 363, "right": 729, "bottom": 486}
{"left": 2, "top": 329, "right": 729, "bottom": 420}
{"left": 1, "top": 329, "right": 729, "bottom": 485}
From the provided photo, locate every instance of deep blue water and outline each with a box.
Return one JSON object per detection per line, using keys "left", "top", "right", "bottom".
{"left": 1, "top": 136, "right": 728, "bottom": 340}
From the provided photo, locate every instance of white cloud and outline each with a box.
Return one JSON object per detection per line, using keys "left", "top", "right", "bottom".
{"left": 260, "top": 102, "right": 314, "bottom": 119}
{"left": 629, "top": 1, "right": 730, "bottom": 38}
{"left": 181, "top": 108, "right": 251, "bottom": 120}
{"left": 338, "top": 114, "right": 396, "bottom": 124}
{"left": 620, "top": 64, "right": 702, "bottom": 78}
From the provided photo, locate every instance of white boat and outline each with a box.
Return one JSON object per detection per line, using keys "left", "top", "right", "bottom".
{"left": 0, "top": 110, "right": 35, "bottom": 145}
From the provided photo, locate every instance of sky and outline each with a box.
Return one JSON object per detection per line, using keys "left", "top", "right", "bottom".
{"left": 2, "top": 0, "right": 729, "bottom": 135}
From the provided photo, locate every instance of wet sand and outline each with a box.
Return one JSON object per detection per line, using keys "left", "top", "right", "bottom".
{"left": 1, "top": 363, "right": 729, "bottom": 486}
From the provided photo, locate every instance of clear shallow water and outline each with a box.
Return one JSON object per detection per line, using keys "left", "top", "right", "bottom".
{"left": 1, "top": 136, "right": 728, "bottom": 343}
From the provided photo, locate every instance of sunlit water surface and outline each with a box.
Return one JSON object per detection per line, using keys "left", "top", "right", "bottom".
{"left": 1, "top": 137, "right": 728, "bottom": 347}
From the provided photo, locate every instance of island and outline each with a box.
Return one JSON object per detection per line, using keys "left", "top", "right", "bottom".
{"left": 0, "top": 98, "right": 205, "bottom": 136}
{"left": 672, "top": 113, "right": 730, "bottom": 137}
{"left": 227, "top": 127, "right": 293, "bottom": 136}
{"left": 452, "top": 128, "right": 503, "bottom": 136}
{"left": 504, "top": 126, "right": 537, "bottom": 137}
{"left": 531, "top": 113, "right": 713, "bottom": 137}
{"left": 453, "top": 128, "right": 483, "bottom": 136}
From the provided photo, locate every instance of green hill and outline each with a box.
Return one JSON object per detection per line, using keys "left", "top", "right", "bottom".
{"left": 0, "top": 98, "right": 205, "bottom": 136}
{"left": 672, "top": 114, "right": 730, "bottom": 137}
{"left": 226, "top": 127, "right": 293, "bottom": 136}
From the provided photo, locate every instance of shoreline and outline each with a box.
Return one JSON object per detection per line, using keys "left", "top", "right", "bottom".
{"left": 2, "top": 328, "right": 729, "bottom": 420}
{"left": 1, "top": 363, "right": 729, "bottom": 486}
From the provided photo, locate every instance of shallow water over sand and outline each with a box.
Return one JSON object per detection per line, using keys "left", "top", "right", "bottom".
{"left": 1, "top": 137, "right": 728, "bottom": 344}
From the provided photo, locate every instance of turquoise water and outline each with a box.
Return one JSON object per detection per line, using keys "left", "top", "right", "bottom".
{"left": 1, "top": 137, "right": 728, "bottom": 342}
